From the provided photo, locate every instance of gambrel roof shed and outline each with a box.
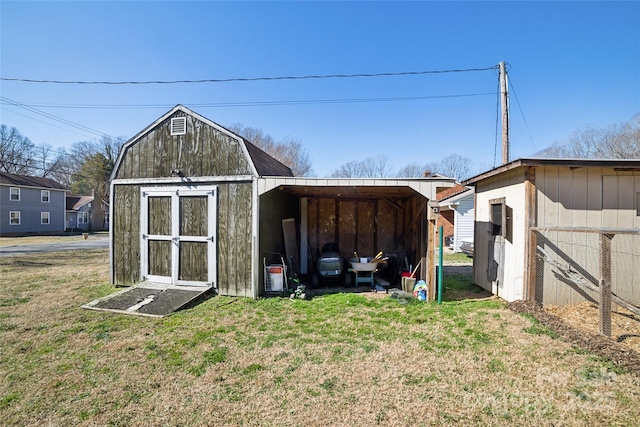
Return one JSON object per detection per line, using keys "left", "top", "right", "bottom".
{"left": 109, "top": 105, "right": 455, "bottom": 302}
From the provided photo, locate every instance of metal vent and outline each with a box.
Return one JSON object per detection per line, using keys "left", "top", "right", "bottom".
{"left": 171, "top": 117, "right": 187, "bottom": 135}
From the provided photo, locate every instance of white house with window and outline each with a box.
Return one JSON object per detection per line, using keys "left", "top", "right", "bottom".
{"left": 0, "top": 172, "right": 68, "bottom": 235}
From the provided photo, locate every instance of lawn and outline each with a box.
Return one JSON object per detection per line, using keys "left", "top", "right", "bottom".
{"left": 1, "top": 249, "right": 639, "bottom": 426}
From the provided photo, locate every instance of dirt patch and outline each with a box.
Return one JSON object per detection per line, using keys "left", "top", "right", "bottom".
{"left": 507, "top": 300, "right": 640, "bottom": 374}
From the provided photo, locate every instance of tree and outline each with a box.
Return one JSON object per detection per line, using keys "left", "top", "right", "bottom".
{"left": 438, "top": 154, "right": 474, "bottom": 181}
{"left": 0, "top": 125, "right": 35, "bottom": 174}
{"left": 228, "top": 123, "right": 314, "bottom": 176}
{"left": 330, "top": 156, "right": 394, "bottom": 178}
{"left": 67, "top": 135, "right": 125, "bottom": 231}
{"left": 396, "top": 155, "right": 474, "bottom": 181}
{"left": 535, "top": 114, "right": 640, "bottom": 159}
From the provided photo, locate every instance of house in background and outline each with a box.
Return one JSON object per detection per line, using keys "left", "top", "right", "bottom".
{"left": 463, "top": 158, "right": 640, "bottom": 305}
{"left": 66, "top": 193, "right": 110, "bottom": 232}
{"left": 433, "top": 184, "right": 475, "bottom": 252}
{"left": 0, "top": 171, "right": 68, "bottom": 235}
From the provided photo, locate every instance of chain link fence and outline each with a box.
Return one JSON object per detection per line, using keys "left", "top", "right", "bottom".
{"left": 531, "top": 227, "right": 640, "bottom": 337}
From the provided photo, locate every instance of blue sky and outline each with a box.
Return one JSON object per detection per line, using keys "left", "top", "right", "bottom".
{"left": 1, "top": 1, "right": 638, "bottom": 177}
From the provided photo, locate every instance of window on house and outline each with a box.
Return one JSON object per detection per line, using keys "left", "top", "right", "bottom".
{"left": 78, "top": 211, "right": 89, "bottom": 224}
{"left": 41, "top": 190, "right": 50, "bottom": 203}
{"left": 10, "top": 187, "right": 20, "bottom": 201}
{"left": 10, "top": 211, "right": 20, "bottom": 225}
{"left": 41, "top": 212, "right": 50, "bottom": 224}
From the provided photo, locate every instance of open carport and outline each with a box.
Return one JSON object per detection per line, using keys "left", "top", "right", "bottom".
{"left": 257, "top": 177, "right": 455, "bottom": 296}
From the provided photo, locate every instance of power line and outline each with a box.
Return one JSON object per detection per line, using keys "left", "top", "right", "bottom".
{"left": 508, "top": 77, "right": 537, "bottom": 152}
{"left": 1, "top": 106, "right": 99, "bottom": 141}
{"left": 9, "top": 92, "right": 495, "bottom": 110}
{"left": 1, "top": 96, "right": 112, "bottom": 139}
{"left": 0, "top": 66, "right": 500, "bottom": 85}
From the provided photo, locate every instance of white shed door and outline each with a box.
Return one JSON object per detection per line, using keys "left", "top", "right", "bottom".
{"left": 140, "top": 186, "right": 217, "bottom": 287}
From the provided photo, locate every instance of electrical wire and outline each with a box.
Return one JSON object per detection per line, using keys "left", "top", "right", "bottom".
{"left": 1, "top": 66, "right": 500, "bottom": 85}
{"left": 1, "top": 96, "right": 112, "bottom": 139}
{"left": 508, "top": 77, "right": 537, "bottom": 152}
{"left": 7, "top": 92, "right": 495, "bottom": 110}
{"left": 1, "top": 106, "right": 100, "bottom": 142}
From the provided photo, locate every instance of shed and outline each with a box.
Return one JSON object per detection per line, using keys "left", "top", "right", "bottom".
{"left": 463, "top": 158, "right": 640, "bottom": 306}
{"left": 110, "top": 105, "right": 455, "bottom": 299}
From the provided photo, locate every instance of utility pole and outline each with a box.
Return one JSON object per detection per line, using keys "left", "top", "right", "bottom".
{"left": 499, "top": 61, "right": 510, "bottom": 165}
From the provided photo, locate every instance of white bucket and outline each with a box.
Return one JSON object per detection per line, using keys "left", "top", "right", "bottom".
{"left": 267, "top": 267, "right": 284, "bottom": 291}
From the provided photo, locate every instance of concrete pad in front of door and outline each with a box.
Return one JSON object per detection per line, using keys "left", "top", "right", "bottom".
{"left": 82, "top": 283, "right": 213, "bottom": 317}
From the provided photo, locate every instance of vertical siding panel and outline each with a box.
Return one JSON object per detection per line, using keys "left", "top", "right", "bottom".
{"left": 612, "top": 176, "right": 635, "bottom": 303}
{"left": 240, "top": 183, "right": 253, "bottom": 297}
{"left": 377, "top": 200, "right": 396, "bottom": 253}
{"left": 338, "top": 201, "right": 357, "bottom": 261}
{"left": 308, "top": 199, "right": 319, "bottom": 259}
{"left": 357, "top": 201, "right": 375, "bottom": 257}
{"left": 555, "top": 168, "right": 573, "bottom": 305}
{"left": 217, "top": 185, "right": 230, "bottom": 295}
{"left": 228, "top": 183, "right": 239, "bottom": 295}
{"left": 602, "top": 175, "right": 618, "bottom": 228}
{"left": 586, "top": 167, "right": 603, "bottom": 228}
{"left": 569, "top": 168, "right": 589, "bottom": 305}
{"left": 318, "top": 198, "right": 335, "bottom": 252}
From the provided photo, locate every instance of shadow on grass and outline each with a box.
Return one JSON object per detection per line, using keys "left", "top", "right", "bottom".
{"left": 440, "top": 266, "right": 492, "bottom": 302}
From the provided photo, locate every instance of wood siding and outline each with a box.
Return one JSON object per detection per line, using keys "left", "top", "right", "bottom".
{"left": 114, "top": 112, "right": 252, "bottom": 180}
{"left": 475, "top": 165, "right": 640, "bottom": 305}
{"left": 112, "top": 184, "right": 141, "bottom": 285}
{"left": 111, "top": 109, "right": 259, "bottom": 296}
{"left": 535, "top": 167, "right": 640, "bottom": 306}
{"left": 473, "top": 168, "right": 527, "bottom": 302}
{"left": 112, "top": 181, "right": 253, "bottom": 296}
{"left": 307, "top": 195, "right": 424, "bottom": 275}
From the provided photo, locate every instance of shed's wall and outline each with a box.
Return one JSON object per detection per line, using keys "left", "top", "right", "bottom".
{"left": 475, "top": 165, "right": 640, "bottom": 305}
{"left": 111, "top": 110, "right": 256, "bottom": 297}
{"left": 112, "top": 181, "right": 254, "bottom": 297}
{"left": 307, "top": 195, "right": 422, "bottom": 278}
{"left": 473, "top": 168, "right": 527, "bottom": 302}
{"left": 113, "top": 111, "right": 252, "bottom": 180}
{"left": 534, "top": 166, "right": 640, "bottom": 306}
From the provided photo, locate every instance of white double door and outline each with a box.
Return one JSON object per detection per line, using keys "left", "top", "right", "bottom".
{"left": 140, "top": 186, "right": 217, "bottom": 287}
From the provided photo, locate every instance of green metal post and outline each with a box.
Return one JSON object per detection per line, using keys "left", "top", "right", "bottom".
{"left": 438, "top": 225, "right": 443, "bottom": 304}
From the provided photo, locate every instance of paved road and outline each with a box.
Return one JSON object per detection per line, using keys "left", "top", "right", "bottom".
{"left": 0, "top": 237, "right": 109, "bottom": 257}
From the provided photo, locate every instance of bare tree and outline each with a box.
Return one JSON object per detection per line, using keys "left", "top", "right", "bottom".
{"left": 270, "top": 137, "right": 313, "bottom": 177}
{"left": 228, "top": 123, "right": 314, "bottom": 176}
{"left": 33, "top": 143, "right": 67, "bottom": 179}
{"left": 535, "top": 114, "right": 640, "bottom": 159}
{"left": 438, "top": 154, "right": 474, "bottom": 181}
{"left": 0, "top": 125, "right": 35, "bottom": 174}
{"left": 330, "top": 156, "right": 393, "bottom": 178}
{"left": 396, "top": 155, "right": 474, "bottom": 181}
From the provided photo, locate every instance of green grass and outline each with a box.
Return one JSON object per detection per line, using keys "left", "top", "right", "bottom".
{"left": 2, "top": 249, "right": 639, "bottom": 426}
{"left": 441, "top": 251, "right": 474, "bottom": 264}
